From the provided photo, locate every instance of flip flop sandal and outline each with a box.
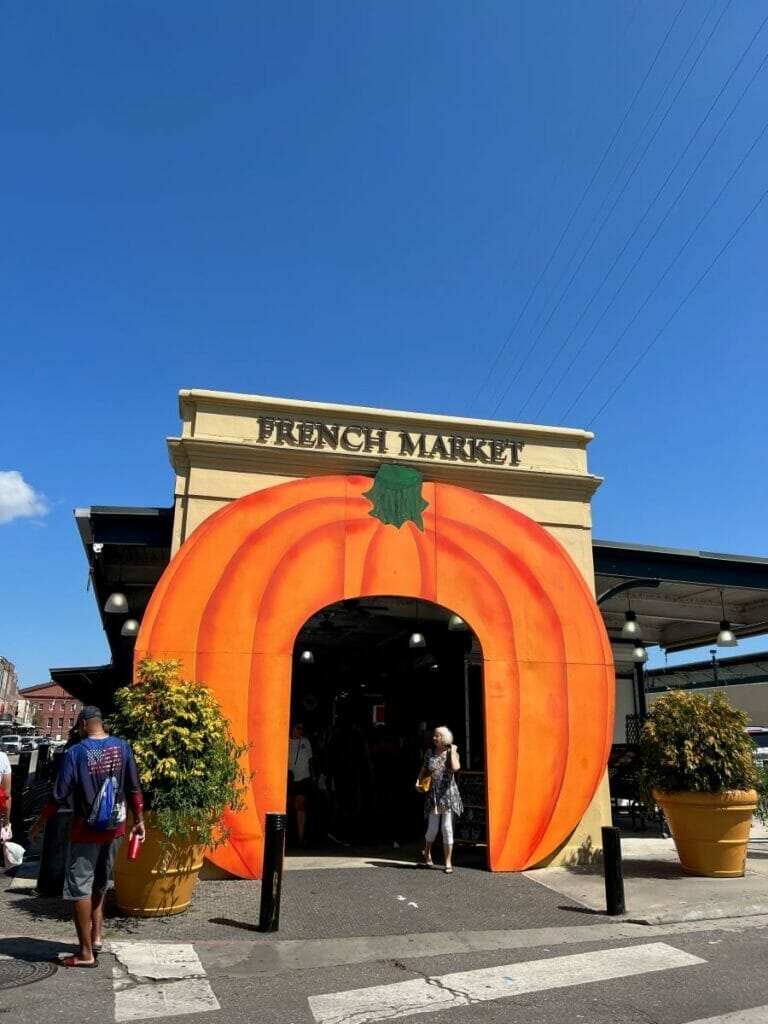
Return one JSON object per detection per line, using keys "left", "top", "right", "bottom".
{"left": 444, "top": 867, "right": 454, "bottom": 874}
{"left": 61, "top": 955, "right": 98, "bottom": 968}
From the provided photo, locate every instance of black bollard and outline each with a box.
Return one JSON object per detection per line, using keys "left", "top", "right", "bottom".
{"left": 602, "top": 826, "right": 626, "bottom": 916}
{"left": 258, "top": 812, "right": 287, "bottom": 932}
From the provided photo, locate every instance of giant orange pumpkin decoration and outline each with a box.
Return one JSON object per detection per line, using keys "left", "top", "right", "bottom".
{"left": 136, "top": 468, "right": 614, "bottom": 878}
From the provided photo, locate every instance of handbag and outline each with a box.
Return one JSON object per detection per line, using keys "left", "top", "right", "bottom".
{"left": 421, "top": 776, "right": 432, "bottom": 792}
{"left": 3, "top": 840, "right": 25, "bottom": 871}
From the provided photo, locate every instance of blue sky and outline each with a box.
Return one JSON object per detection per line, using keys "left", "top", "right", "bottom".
{"left": 2, "top": 2, "right": 767, "bottom": 686}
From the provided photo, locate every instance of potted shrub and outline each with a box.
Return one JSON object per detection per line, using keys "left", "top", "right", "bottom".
{"left": 108, "top": 656, "right": 248, "bottom": 916}
{"left": 640, "top": 690, "right": 759, "bottom": 878}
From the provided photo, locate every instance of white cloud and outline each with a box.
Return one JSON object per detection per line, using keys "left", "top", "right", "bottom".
{"left": 0, "top": 471, "right": 49, "bottom": 524}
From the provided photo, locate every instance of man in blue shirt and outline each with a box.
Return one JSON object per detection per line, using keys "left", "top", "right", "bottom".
{"left": 29, "top": 705, "right": 145, "bottom": 967}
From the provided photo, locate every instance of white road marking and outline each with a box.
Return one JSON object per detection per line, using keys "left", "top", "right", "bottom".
{"left": 683, "top": 1009, "right": 768, "bottom": 1024}
{"left": 111, "top": 942, "right": 219, "bottom": 1021}
{"left": 308, "top": 941, "right": 705, "bottom": 1024}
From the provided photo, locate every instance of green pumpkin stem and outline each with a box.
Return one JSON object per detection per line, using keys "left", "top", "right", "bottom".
{"left": 362, "top": 465, "right": 429, "bottom": 531}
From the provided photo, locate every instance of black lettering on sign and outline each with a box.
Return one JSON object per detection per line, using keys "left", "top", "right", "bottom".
{"left": 455, "top": 771, "right": 487, "bottom": 845}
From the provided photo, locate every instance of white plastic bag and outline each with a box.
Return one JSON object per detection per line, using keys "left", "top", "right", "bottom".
{"left": 3, "top": 840, "right": 25, "bottom": 871}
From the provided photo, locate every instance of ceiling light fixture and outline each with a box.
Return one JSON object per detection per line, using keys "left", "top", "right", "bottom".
{"left": 409, "top": 632, "right": 426, "bottom": 648}
{"left": 716, "top": 591, "right": 737, "bottom": 648}
{"left": 300, "top": 650, "right": 315, "bottom": 664}
{"left": 621, "top": 609, "right": 641, "bottom": 640}
{"left": 120, "top": 618, "right": 139, "bottom": 637}
{"left": 448, "top": 614, "right": 467, "bottom": 631}
{"left": 104, "top": 592, "right": 129, "bottom": 614}
{"left": 631, "top": 643, "right": 648, "bottom": 664}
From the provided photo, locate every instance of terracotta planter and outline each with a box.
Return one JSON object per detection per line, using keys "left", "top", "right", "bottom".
{"left": 653, "top": 788, "right": 757, "bottom": 878}
{"left": 113, "top": 820, "right": 205, "bottom": 917}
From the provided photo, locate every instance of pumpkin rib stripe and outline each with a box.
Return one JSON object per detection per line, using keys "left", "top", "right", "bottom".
{"left": 431, "top": 528, "right": 522, "bottom": 865}
{"left": 139, "top": 503, "right": 227, "bottom": 655}
{"left": 140, "top": 480, "right": 349, "bottom": 660}
{"left": 523, "top": 661, "right": 615, "bottom": 868}
{"left": 438, "top": 515, "right": 572, "bottom": 865}
{"left": 234, "top": 521, "right": 349, "bottom": 876}
{"left": 438, "top": 506, "right": 612, "bottom": 869}
{"left": 184, "top": 496, "right": 350, "bottom": 867}
{"left": 152, "top": 494, "right": 349, "bottom": 680}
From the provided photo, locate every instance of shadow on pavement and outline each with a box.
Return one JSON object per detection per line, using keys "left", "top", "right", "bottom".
{"left": 0, "top": 936, "right": 71, "bottom": 961}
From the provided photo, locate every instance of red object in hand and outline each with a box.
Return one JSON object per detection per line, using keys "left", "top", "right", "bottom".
{"left": 128, "top": 833, "right": 142, "bottom": 861}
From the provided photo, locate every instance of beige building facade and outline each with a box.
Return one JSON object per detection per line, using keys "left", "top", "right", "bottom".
{"left": 165, "top": 389, "right": 613, "bottom": 868}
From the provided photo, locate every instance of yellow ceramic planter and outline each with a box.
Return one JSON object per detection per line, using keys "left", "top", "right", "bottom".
{"left": 113, "top": 821, "right": 205, "bottom": 917}
{"left": 653, "top": 788, "right": 757, "bottom": 878}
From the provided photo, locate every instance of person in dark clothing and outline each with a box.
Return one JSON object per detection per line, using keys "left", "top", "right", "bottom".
{"left": 28, "top": 705, "right": 145, "bottom": 967}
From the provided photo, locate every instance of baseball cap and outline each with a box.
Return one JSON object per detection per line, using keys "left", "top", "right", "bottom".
{"left": 75, "top": 705, "right": 103, "bottom": 725}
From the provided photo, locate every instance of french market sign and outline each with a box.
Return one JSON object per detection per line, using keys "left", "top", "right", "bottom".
{"left": 255, "top": 415, "right": 526, "bottom": 468}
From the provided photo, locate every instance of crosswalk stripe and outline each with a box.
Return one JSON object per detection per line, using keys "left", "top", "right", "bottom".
{"left": 111, "top": 942, "right": 220, "bottom": 1021}
{"left": 683, "top": 1009, "right": 768, "bottom": 1024}
{"left": 308, "top": 942, "right": 705, "bottom": 1024}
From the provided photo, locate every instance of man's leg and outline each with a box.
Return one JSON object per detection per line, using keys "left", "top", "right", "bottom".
{"left": 64, "top": 843, "right": 97, "bottom": 964}
{"left": 91, "top": 888, "right": 106, "bottom": 949}
{"left": 90, "top": 838, "right": 121, "bottom": 951}
{"left": 72, "top": 897, "right": 94, "bottom": 962}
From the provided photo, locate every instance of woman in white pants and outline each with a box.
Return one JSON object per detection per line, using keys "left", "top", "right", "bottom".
{"left": 415, "top": 726, "right": 462, "bottom": 873}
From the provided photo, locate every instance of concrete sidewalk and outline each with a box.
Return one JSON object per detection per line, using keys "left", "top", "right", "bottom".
{"left": 525, "top": 821, "right": 768, "bottom": 925}
{"left": 2, "top": 826, "right": 768, "bottom": 947}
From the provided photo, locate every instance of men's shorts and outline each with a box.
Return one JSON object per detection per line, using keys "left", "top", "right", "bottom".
{"left": 63, "top": 838, "right": 123, "bottom": 901}
{"left": 288, "top": 777, "right": 313, "bottom": 799}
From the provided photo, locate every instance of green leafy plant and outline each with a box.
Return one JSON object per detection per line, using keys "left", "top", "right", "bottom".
{"left": 640, "top": 690, "right": 759, "bottom": 803}
{"left": 108, "top": 656, "right": 249, "bottom": 849}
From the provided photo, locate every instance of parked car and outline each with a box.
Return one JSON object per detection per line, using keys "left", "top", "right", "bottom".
{"left": 20, "top": 737, "right": 39, "bottom": 751}
{"left": 746, "top": 726, "right": 768, "bottom": 766}
{"left": 0, "top": 734, "right": 21, "bottom": 753}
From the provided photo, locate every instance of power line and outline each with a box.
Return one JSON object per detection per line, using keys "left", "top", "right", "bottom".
{"left": 468, "top": 0, "right": 689, "bottom": 412}
{"left": 506, "top": 0, "right": 719, "bottom": 416}
{"left": 586, "top": 186, "right": 767, "bottom": 426}
{"left": 560, "top": 115, "right": 768, "bottom": 423}
{"left": 530, "top": 11, "right": 768, "bottom": 420}
{"left": 489, "top": 0, "right": 731, "bottom": 418}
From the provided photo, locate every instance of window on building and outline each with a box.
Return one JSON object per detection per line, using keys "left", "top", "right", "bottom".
{"left": 57, "top": 717, "right": 64, "bottom": 728}
{"left": 68, "top": 717, "right": 74, "bottom": 728}
{"left": 47, "top": 717, "right": 53, "bottom": 728}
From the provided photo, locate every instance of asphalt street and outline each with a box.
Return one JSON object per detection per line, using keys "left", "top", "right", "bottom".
{"left": 3, "top": 917, "right": 768, "bottom": 1024}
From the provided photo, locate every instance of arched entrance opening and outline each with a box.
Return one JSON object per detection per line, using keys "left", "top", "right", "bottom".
{"left": 136, "top": 469, "right": 614, "bottom": 879}
{"left": 287, "top": 596, "right": 485, "bottom": 858}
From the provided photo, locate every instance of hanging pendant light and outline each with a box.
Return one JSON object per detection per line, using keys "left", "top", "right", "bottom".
{"left": 448, "top": 614, "right": 467, "bottom": 631}
{"left": 120, "top": 618, "right": 139, "bottom": 637}
{"left": 104, "top": 592, "right": 128, "bottom": 614}
{"left": 716, "top": 592, "right": 737, "bottom": 647}
{"left": 409, "top": 632, "right": 426, "bottom": 648}
{"left": 631, "top": 642, "right": 648, "bottom": 664}
{"left": 621, "top": 610, "right": 641, "bottom": 640}
{"left": 716, "top": 621, "right": 737, "bottom": 647}
{"left": 300, "top": 649, "right": 315, "bottom": 664}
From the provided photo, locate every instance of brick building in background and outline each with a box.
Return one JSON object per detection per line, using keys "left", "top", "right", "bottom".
{"left": 0, "top": 656, "right": 19, "bottom": 718}
{"left": 18, "top": 682, "right": 83, "bottom": 740}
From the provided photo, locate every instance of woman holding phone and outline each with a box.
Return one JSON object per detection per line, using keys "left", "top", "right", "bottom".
{"left": 415, "top": 725, "right": 462, "bottom": 873}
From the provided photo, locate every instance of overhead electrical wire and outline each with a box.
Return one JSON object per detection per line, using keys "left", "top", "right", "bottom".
{"left": 585, "top": 186, "right": 767, "bottom": 427}
{"left": 489, "top": 0, "right": 731, "bottom": 418}
{"left": 468, "top": 0, "right": 689, "bottom": 412}
{"left": 559, "top": 114, "right": 768, "bottom": 423}
{"left": 503, "top": 0, "right": 719, "bottom": 415}
{"left": 529, "top": 10, "right": 768, "bottom": 420}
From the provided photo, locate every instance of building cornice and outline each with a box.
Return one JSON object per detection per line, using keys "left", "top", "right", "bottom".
{"left": 168, "top": 436, "right": 603, "bottom": 502}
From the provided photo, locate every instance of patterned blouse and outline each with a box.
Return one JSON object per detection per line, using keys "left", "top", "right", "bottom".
{"left": 423, "top": 748, "right": 463, "bottom": 817}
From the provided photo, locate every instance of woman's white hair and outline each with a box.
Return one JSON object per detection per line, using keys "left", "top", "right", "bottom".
{"left": 434, "top": 725, "right": 453, "bottom": 744}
